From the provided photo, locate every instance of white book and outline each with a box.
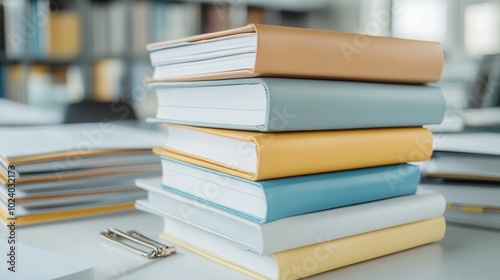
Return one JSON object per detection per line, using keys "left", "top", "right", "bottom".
{"left": 136, "top": 178, "right": 445, "bottom": 255}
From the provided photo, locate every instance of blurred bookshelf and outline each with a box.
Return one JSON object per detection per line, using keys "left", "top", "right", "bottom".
{"left": 0, "top": 0, "right": 327, "bottom": 117}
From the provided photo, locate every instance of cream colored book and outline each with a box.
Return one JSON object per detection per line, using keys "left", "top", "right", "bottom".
{"left": 160, "top": 216, "right": 446, "bottom": 280}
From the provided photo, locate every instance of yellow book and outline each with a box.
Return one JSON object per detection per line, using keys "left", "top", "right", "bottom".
{"left": 48, "top": 11, "right": 80, "bottom": 57}
{"left": 92, "top": 59, "right": 125, "bottom": 101}
{"left": 6, "top": 64, "right": 24, "bottom": 103}
{"left": 161, "top": 216, "right": 446, "bottom": 280}
{"left": 153, "top": 125, "right": 433, "bottom": 181}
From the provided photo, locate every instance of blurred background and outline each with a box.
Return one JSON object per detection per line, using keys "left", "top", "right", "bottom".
{"left": 0, "top": 0, "right": 499, "bottom": 126}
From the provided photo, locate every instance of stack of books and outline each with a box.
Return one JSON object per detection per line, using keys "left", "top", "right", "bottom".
{"left": 420, "top": 133, "right": 500, "bottom": 229}
{"left": 0, "top": 123, "right": 165, "bottom": 226}
{"left": 137, "top": 24, "right": 448, "bottom": 279}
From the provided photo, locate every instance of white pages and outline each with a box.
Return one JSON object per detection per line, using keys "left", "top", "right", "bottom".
{"left": 149, "top": 34, "right": 257, "bottom": 79}
{"left": 154, "top": 82, "right": 267, "bottom": 126}
{"left": 163, "top": 125, "right": 258, "bottom": 173}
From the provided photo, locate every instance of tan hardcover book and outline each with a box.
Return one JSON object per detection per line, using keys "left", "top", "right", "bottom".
{"left": 147, "top": 24, "right": 443, "bottom": 83}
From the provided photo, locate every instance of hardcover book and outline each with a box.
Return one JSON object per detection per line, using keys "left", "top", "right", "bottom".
{"left": 160, "top": 216, "right": 446, "bottom": 280}
{"left": 147, "top": 24, "right": 444, "bottom": 83}
{"left": 149, "top": 78, "right": 445, "bottom": 131}
{"left": 136, "top": 177, "right": 445, "bottom": 255}
{"left": 153, "top": 125, "right": 433, "bottom": 181}
{"left": 143, "top": 159, "right": 420, "bottom": 223}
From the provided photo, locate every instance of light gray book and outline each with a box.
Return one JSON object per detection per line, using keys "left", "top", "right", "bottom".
{"left": 149, "top": 78, "right": 445, "bottom": 131}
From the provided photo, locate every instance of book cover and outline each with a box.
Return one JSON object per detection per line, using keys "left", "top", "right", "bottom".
{"left": 160, "top": 216, "right": 446, "bottom": 280}
{"left": 154, "top": 125, "right": 433, "bottom": 181}
{"left": 149, "top": 158, "right": 420, "bottom": 223}
{"left": 149, "top": 78, "right": 446, "bottom": 132}
{"left": 136, "top": 177, "right": 445, "bottom": 254}
{"left": 147, "top": 24, "right": 443, "bottom": 83}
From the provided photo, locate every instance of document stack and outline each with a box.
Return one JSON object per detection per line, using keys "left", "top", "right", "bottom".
{"left": 137, "top": 24, "right": 448, "bottom": 279}
{"left": 0, "top": 123, "right": 165, "bottom": 226}
{"left": 420, "top": 133, "right": 500, "bottom": 229}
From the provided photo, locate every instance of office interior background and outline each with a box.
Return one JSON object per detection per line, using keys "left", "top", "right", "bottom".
{"left": 0, "top": 0, "right": 499, "bottom": 123}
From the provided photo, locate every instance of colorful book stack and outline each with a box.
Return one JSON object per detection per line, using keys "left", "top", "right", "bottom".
{"left": 136, "top": 24, "right": 448, "bottom": 279}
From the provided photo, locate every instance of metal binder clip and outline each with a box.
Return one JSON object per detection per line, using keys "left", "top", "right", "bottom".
{"left": 100, "top": 228, "right": 176, "bottom": 259}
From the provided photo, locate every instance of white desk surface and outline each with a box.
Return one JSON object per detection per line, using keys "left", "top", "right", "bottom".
{"left": 3, "top": 210, "right": 500, "bottom": 280}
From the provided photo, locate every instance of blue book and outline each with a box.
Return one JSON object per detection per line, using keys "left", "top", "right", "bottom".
{"left": 149, "top": 78, "right": 445, "bottom": 131}
{"left": 158, "top": 157, "right": 420, "bottom": 223}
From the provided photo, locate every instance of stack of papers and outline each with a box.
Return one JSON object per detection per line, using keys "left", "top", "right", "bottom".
{"left": 421, "top": 133, "right": 500, "bottom": 229}
{"left": 0, "top": 123, "right": 165, "bottom": 225}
